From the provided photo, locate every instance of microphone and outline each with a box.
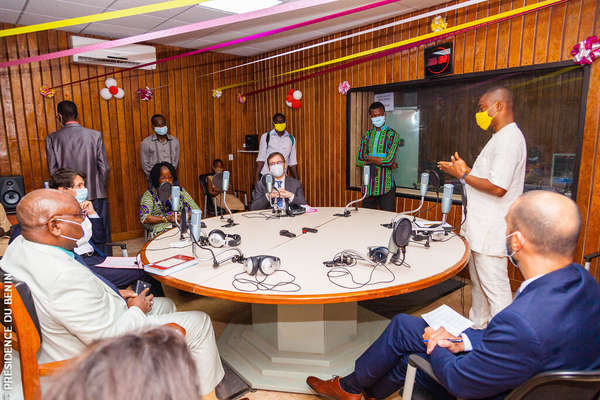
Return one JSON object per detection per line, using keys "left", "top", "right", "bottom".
{"left": 220, "top": 171, "right": 237, "bottom": 227}
{"left": 180, "top": 207, "right": 188, "bottom": 240}
{"left": 265, "top": 173, "right": 273, "bottom": 194}
{"left": 190, "top": 209, "right": 202, "bottom": 243}
{"left": 389, "top": 217, "right": 412, "bottom": 265}
{"left": 336, "top": 165, "right": 370, "bottom": 217}
{"left": 222, "top": 171, "right": 230, "bottom": 192}
{"left": 420, "top": 172, "right": 429, "bottom": 197}
{"left": 441, "top": 183, "right": 454, "bottom": 225}
{"left": 171, "top": 186, "right": 181, "bottom": 211}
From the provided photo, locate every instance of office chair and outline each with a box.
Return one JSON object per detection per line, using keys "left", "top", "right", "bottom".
{"left": 402, "top": 354, "right": 600, "bottom": 400}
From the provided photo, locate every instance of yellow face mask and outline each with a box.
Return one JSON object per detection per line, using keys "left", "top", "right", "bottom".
{"left": 274, "top": 122, "right": 286, "bottom": 132}
{"left": 475, "top": 102, "right": 498, "bottom": 131}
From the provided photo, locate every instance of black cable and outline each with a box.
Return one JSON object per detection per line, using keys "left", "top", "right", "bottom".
{"left": 232, "top": 269, "right": 301, "bottom": 292}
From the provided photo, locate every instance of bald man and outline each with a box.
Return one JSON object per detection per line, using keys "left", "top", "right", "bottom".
{"left": 438, "top": 86, "right": 526, "bottom": 328}
{"left": 0, "top": 190, "right": 224, "bottom": 399}
{"left": 307, "top": 191, "right": 600, "bottom": 400}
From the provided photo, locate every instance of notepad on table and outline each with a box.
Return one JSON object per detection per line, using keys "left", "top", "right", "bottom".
{"left": 144, "top": 255, "right": 197, "bottom": 276}
{"left": 95, "top": 256, "right": 139, "bottom": 269}
{"left": 421, "top": 304, "right": 474, "bottom": 336}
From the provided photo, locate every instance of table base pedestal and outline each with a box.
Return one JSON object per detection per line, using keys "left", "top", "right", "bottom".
{"left": 217, "top": 302, "right": 389, "bottom": 394}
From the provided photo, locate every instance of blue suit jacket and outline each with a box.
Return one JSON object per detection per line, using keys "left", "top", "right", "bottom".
{"left": 430, "top": 263, "right": 600, "bottom": 399}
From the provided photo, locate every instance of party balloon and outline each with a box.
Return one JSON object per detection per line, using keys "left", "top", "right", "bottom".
{"left": 105, "top": 78, "right": 117, "bottom": 88}
{"left": 292, "top": 99, "right": 301, "bottom": 109}
{"left": 100, "top": 88, "right": 112, "bottom": 100}
{"left": 114, "top": 88, "right": 125, "bottom": 99}
{"left": 108, "top": 86, "right": 118, "bottom": 95}
{"left": 293, "top": 90, "right": 302, "bottom": 100}
{"left": 286, "top": 100, "right": 293, "bottom": 108}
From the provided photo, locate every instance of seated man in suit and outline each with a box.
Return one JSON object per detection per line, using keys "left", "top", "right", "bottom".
{"left": 10, "top": 169, "right": 163, "bottom": 296}
{"left": 250, "top": 151, "right": 306, "bottom": 211}
{"left": 307, "top": 190, "right": 600, "bottom": 400}
{"left": 1, "top": 189, "right": 224, "bottom": 399}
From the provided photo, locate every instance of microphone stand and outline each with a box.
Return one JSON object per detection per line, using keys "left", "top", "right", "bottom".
{"left": 221, "top": 191, "right": 238, "bottom": 227}
{"left": 335, "top": 184, "right": 368, "bottom": 217}
{"left": 270, "top": 186, "right": 282, "bottom": 216}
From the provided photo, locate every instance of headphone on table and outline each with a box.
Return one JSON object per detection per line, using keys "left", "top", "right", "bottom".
{"left": 206, "top": 229, "right": 241, "bottom": 248}
{"left": 243, "top": 255, "right": 281, "bottom": 276}
{"left": 367, "top": 246, "right": 390, "bottom": 264}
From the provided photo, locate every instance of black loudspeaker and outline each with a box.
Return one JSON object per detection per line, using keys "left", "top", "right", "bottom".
{"left": 0, "top": 176, "right": 25, "bottom": 212}
{"left": 245, "top": 134, "right": 259, "bottom": 151}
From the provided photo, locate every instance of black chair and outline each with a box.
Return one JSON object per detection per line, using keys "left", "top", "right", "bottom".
{"left": 402, "top": 354, "right": 600, "bottom": 400}
{"left": 583, "top": 251, "right": 600, "bottom": 272}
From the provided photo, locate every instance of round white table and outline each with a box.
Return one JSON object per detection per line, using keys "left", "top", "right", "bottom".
{"left": 141, "top": 207, "right": 468, "bottom": 393}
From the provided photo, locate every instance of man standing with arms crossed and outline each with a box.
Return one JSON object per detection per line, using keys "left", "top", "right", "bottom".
{"left": 438, "top": 87, "right": 526, "bottom": 328}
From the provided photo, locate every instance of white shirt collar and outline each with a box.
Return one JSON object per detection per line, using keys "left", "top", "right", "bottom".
{"left": 516, "top": 272, "right": 545, "bottom": 296}
{"left": 493, "top": 122, "right": 517, "bottom": 136}
{"left": 269, "top": 129, "right": 289, "bottom": 137}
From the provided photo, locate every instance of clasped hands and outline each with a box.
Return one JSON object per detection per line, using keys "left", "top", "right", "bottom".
{"left": 437, "top": 152, "right": 471, "bottom": 179}
{"left": 269, "top": 189, "right": 293, "bottom": 199}
{"left": 423, "top": 326, "right": 465, "bottom": 354}
{"left": 120, "top": 288, "right": 154, "bottom": 314}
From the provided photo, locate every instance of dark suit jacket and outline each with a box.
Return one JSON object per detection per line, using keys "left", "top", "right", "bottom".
{"left": 430, "top": 263, "right": 600, "bottom": 399}
{"left": 250, "top": 176, "right": 306, "bottom": 211}
{"left": 45, "top": 123, "right": 110, "bottom": 200}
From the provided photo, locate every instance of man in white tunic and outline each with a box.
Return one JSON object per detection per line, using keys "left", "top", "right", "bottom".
{"left": 438, "top": 87, "right": 526, "bottom": 328}
{"left": 1, "top": 189, "right": 223, "bottom": 399}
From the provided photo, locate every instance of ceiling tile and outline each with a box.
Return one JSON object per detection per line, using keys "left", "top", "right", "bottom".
{"left": 1, "top": 0, "right": 27, "bottom": 12}
{"left": 109, "top": 0, "right": 192, "bottom": 19}
{"left": 101, "top": 13, "right": 165, "bottom": 29}
{"left": 18, "top": 12, "right": 60, "bottom": 25}
{"left": 0, "top": 8, "right": 20, "bottom": 24}
{"left": 81, "top": 22, "right": 147, "bottom": 37}
{"left": 219, "top": 45, "right": 269, "bottom": 57}
{"left": 24, "top": 0, "right": 106, "bottom": 19}
{"left": 173, "top": 5, "right": 231, "bottom": 23}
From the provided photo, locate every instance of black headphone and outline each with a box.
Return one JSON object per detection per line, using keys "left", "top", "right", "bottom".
{"left": 206, "top": 229, "right": 241, "bottom": 248}
{"left": 368, "top": 246, "right": 390, "bottom": 264}
{"left": 243, "top": 255, "right": 281, "bottom": 276}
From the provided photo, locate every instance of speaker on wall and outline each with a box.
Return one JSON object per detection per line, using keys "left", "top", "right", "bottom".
{"left": 245, "top": 134, "right": 259, "bottom": 151}
{"left": 0, "top": 176, "right": 25, "bottom": 212}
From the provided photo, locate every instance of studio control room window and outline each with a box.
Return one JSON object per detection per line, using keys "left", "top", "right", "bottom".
{"left": 347, "top": 63, "right": 588, "bottom": 200}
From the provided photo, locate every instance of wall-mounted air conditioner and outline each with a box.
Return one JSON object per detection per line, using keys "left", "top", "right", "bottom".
{"left": 69, "top": 35, "right": 156, "bottom": 70}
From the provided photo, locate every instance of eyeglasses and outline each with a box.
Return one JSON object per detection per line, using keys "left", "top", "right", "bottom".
{"left": 268, "top": 161, "right": 284, "bottom": 167}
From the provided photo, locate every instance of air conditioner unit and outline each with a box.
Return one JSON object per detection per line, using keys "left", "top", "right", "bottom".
{"left": 69, "top": 35, "right": 156, "bottom": 70}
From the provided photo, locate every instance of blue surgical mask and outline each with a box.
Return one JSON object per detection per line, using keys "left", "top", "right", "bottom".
{"left": 505, "top": 231, "right": 519, "bottom": 267}
{"left": 75, "top": 188, "right": 88, "bottom": 203}
{"left": 154, "top": 126, "right": 168, "bottom": 136}
{"left": 371, "top": 116, "right": 385, "bottom": 128}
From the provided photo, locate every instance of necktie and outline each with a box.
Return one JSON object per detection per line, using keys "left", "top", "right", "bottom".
{"left": 275, "top": 180, "right": 283, "bottom": 208}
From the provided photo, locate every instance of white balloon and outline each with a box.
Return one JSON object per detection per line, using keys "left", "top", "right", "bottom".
{"left": 285, "top": 100, "right": 293, "bottom": 108}
{"left": 114, "top": 88, "right": 125, "bottom": 99}
{"left": 293, "top": 90, "right": 302, "bottom": 100}
{"left": 100, "top": 88, "right": 112, "bottom": 100}
{"left": 105, "top": 78, "right": 117, "bottom": 88}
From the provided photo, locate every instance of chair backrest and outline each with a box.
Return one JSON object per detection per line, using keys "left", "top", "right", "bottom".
{"left": 198, "top": 174, "right": 213, "bottom": 198}
{"left": 505, "top": 370, "right": 600, "bottom": 400}
{"left": 0, "top": 267, "right": 43, "bottom": 400}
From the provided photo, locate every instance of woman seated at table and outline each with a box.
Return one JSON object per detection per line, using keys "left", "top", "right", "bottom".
{"left": 207, "top": 158, "right": 245, "bottom": 212}
{"left": 140, "top": 162, "right": 200, "bottom": 237}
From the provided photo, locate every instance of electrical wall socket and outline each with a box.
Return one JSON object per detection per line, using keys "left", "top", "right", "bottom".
{"left": 228, "top": 154, "right": 234, "bottom": 161}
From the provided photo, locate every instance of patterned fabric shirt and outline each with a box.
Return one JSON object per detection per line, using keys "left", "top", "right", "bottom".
{"left": 356, "top": 125, "right": 401, "bottom": 196}
{"left": 139, "top": 187, "right": 199, "bottom": 236}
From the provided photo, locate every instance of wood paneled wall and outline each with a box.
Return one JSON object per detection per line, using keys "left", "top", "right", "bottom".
{"left": 0, "top": 0, "right": 599, "bottom": 287}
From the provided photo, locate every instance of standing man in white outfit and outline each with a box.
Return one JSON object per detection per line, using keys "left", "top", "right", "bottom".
{"left": 1, "top": 189, "right": 223, "bottom": 399}
{"left": 255, "top": 113, "right": 298, "bottom": 184}
{"left": 438, "top": 87, "right": 526, "bottom": 328}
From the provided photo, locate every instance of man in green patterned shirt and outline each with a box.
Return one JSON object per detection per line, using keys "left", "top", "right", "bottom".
{"left": 356, "top": 102, "right": 401, "bottom": 212}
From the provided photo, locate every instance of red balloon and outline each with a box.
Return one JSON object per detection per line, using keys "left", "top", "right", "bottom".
{"left": 292, "top": 99, "right": 301, "bottom": 109}
{"left": 108, "top": 86, "right": 119, "bottom": 95}
{"left": 288, "top": 89, "right": 295, "bottom": 95}
{"left": 286, "top": 94, "right": 293, "bottom": 102}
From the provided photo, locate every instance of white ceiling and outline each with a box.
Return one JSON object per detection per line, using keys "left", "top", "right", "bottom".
{"left": 0, "top": 0, "right": 447, "bottom": 56}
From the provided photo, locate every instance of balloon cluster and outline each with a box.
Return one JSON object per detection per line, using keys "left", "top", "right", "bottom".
{"left": 100, "top": 78, "right": 124, "bottom": 100}
{"left": 212, "top": 89, "right": 222, "bottom": 98}
{"left": 40, "top": 84, "right": 56, "bottom": 98}
{"left": 430, "top": 15, "right": 448, "bottom": 32}
{"left": 571, "top": 36, "right": 600, "bottom": 65}
{"left": 237, "top": 93, "right": 246, "bottom": 104}
{"left": 286, "top": 89, "right": 302, "bottom": 108}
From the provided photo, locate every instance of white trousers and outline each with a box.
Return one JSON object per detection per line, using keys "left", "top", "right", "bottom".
{"left": 148, "top": 298, "right": 225, "bottom": 396}
{"left": 468, "top": 251, "right": 513, "bottom": 329}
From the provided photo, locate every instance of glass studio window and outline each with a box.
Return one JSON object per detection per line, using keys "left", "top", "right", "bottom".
{"left": 346, "top": 63, "right": 588, "bottom": 200}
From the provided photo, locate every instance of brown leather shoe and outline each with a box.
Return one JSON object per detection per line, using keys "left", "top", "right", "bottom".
{"left": 306, "top": 376, "right": 362, "bottom": 400}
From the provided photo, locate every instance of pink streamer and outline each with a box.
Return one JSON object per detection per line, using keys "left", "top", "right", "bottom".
{"left": 0, "top": 0, "right": 336, "bottom": 69}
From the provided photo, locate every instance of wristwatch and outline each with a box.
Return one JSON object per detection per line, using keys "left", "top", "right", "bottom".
{"left": 459, "top": 172, "right": 468, "bottom": 185}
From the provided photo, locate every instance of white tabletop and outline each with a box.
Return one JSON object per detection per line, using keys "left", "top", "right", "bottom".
{"left": 141, "top": 207, "right": 469, "bottom": 304}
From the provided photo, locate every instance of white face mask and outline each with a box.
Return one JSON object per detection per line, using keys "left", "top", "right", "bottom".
{"left": 56, "top": 217, "right": 87, "bottom": 244}
{"left": 269, "top": 163, "right": 285, "bottom": 178}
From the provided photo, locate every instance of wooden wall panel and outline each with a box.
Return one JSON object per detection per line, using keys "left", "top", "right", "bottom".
{"left": 0, "top": 0, "right": 599, "bottom": 287}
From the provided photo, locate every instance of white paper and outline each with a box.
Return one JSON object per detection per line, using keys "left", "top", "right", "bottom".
{"left": 373, "top": 92, "right": 394, "bottom": 111}
{"left": 96, "top": 256, "right": 139, "bottom": 268}
{"left": 421, "top": 304, "right": 473, "bottom": 336}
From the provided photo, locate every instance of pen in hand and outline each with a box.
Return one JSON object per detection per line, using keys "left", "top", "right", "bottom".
{"left": 423, "top": 339, "right": 463, "bottom": 343}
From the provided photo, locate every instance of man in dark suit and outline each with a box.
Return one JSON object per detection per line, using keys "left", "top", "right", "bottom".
{"left": 45, "top": 100, "right": 111, "bottom": 244}
{"left": 307, "top": 190, "right": 600, "bottom": 400}
{"left": 250, "top": 151, "right": 306, "bottom": 211}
